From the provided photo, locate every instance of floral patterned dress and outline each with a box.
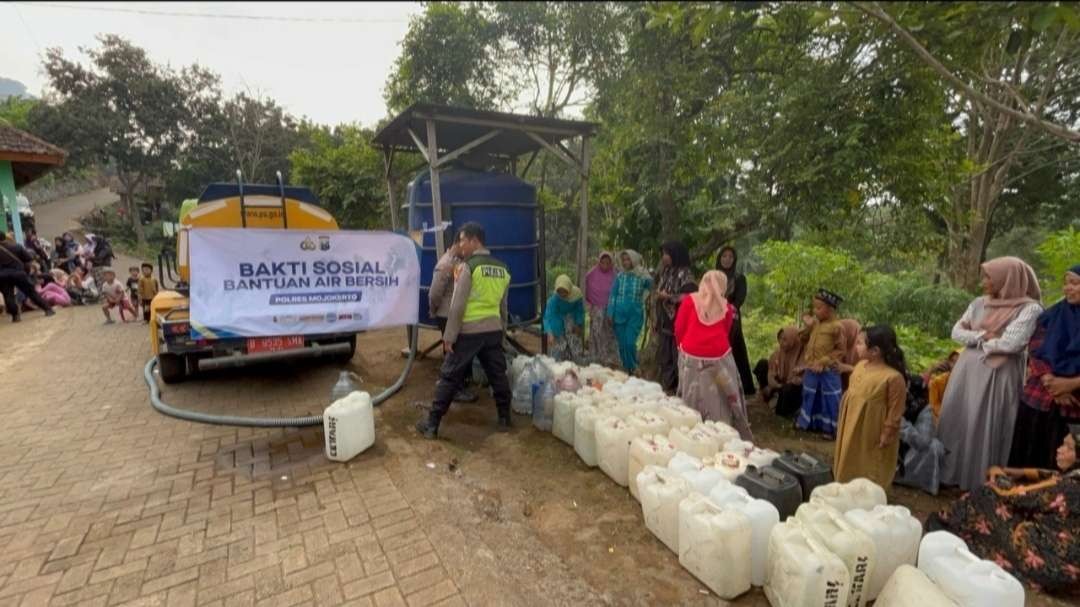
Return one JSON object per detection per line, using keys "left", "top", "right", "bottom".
{"left": 929, "top": 469, "right": 1080, "bottom": 594}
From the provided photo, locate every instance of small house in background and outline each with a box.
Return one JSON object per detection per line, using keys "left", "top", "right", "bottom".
{"left": 0, "top": 125, "right": 67, "bottom": 241}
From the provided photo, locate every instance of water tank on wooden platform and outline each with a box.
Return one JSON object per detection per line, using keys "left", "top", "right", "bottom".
{"left": 406, "top": 167, "right": 539, "bottom": 326}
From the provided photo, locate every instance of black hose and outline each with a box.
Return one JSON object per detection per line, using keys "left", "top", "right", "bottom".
{"left": 143, "top": 326, "right": 419, "bottom": 427}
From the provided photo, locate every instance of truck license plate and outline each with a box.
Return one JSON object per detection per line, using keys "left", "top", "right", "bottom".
{"left": 247, "top": 335, "right": 304, "bottom": 353}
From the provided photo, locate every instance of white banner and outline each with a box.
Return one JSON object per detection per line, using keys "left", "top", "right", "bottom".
{"left": 189, "top": 228, "right": 419, "bottom": 338}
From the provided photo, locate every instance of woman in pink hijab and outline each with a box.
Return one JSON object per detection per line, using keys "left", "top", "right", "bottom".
{"left": 584, "top": 252, "right": 619, "bottom": 366}
{"left": 939, "top": 256, "right": 1043, "bottom": 491}
{"left": 673, "top": 270, "right": 752, "bottom": 440}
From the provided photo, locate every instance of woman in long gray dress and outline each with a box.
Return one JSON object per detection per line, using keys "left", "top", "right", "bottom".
{"left": 938, "top": 257, "right": 1042, "bottom": 491}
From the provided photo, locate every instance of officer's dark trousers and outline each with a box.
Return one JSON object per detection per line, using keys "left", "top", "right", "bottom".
{"left": 430, "top": 331, "right": 510, "bottom": 423}
{"left": 0, "top": 270, "right": 51, "bottom": 318}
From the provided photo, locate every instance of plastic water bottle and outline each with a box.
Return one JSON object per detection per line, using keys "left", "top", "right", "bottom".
{"left": 533, "top": 380, "right": 555, "bottom": 431}
{"left": 331, "top": 371, "right": 362, "bottom": 403}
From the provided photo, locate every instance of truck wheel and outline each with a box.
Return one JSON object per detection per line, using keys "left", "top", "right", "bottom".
{"left": 159, "top": 353, "right": 186, "bottom": 384}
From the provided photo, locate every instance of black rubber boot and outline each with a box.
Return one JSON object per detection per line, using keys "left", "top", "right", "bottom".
{"left": 415, "top": 413, "right": 440, "bottom": 440}
{"left": 496, "top": 412, "right": 512, "bottom": 433}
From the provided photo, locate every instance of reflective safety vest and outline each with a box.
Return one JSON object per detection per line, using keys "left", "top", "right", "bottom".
{"left": 462, "top": 254, "right": 510, "bottom": 324}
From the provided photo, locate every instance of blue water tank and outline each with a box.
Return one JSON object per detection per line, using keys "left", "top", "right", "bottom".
{"left": 406, "top": 167, "right": 539, "bottom": 327}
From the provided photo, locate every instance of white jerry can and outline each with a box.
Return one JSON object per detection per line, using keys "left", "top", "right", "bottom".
{"left": 595, "top": 416, "right": 640, "bottom": 487}
{"left": 698, "top": 420, "right": 741, "bottom": 446}
{"left": 844, "top": 505, "right": 922, "bottom": 601}
{"left": 918, "top": 531, "right": 1024, "bottom": 607}
{"left": 637, "top": 465, "right": 691, "bottom": 554}
{"left": 765, "top": 519, "right": 851, "bottom": 607}
{"left": 723, "top": 438, "right": 780, "bottom": 468}
{"left": 709, "top": 483, "right": 780, "bottom": 587}
{"left": 810, "top": 478, "right": 888, "bottom": 514}
{"left": 669, "top": 425, "right": 722, "bottom": 460}
{"left": 678, "top": 493, "right": 753, "bottom": 600}
{"left": 655, "top": 402, "right": 702, "bottom": 432}
{"left": 708, "top": 451, "right": 750, "bottom": 483}
{"left": 795, "top": 502, "right": 876, "bottom": 607}
{"left": 573, "top": 405, "right": 602, "bottom": 467}
{"left": 552, "top": 392, "right": 582, "bottom": 446}
{"left": 627, "top": 410, "right": 670, "bottom": 438}
{"left": 874, "top": 565, "right": 958, "bottom": 607}
{"left": 667, "top": 451, "right": 728, "bottom": 495}
{"left": 324, "top": 391, "right": 375, "bottom": 462}
{"left": 627, "top": 434, "right": 677, "bottom": 501}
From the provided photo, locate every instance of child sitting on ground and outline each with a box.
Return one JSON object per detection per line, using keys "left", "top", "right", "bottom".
{"left": 138, "top": 262, "right": 159, "bottom": 323}
{"left": 754, "top": 326, "right": 805, "bottom": 418}
{"left": 100, "top": 269, "right": 135, "bottom": 324}
{"left": 795, "top": 288, "right": 846, "bottom": 438}
{"left": 126, "top": 267, "right": 141, "bottom": 317}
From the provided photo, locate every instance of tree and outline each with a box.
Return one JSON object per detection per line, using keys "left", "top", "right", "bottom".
{"left": 36, "top": 35, "right": 216, "bottom": 244}
{"left": 288, "top": 126, "right": 386, "bottom": 229}
{"left": 224, "top": 93, "right": 307, "bottom": 184}
{"left": 851, "top": 2, "right": 1080, "bottom": 288}
{"left": 384, "top": 2, "right": 507, "bottom": 113}
{"left": 0, "top": 96, "right": 38, "bottom": 130}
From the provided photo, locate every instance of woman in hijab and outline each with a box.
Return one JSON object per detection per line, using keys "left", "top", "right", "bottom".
{"left": 938, "top": 256, "right": 1043, "bottom": 491}
{"left": 716, "top": 246, "right": 755, "bottom": 396}
{"left": 655, "top": 241, "right": 694, "bottom": 393}
{"left": 1009, "top": 264, "right": 1080, "bottom": 469}
{"left": 584, "top": 252, "right": 619, "bottom": 367}
{"left": 674, "top": 270, "right": 752, "bottom": 439}
{"left": 543, "top": 274, "right": 586, "bottom": 363}
{"left": 757, "top": 326, "right": 805, "bottom": 417}
{"left": 608, "top": 250, "right": 653, "bottom": 374}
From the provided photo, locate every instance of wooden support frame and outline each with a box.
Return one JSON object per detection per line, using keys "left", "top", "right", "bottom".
{"left": 382, "top": 147, "right": 398, "bottom": 231}
{"left": 524, "top": 132, "right": 587, "bottom": 178}
{"left": 425, "top": 119, "right": 447, "bottom": 258}
{"left": 435, "top": 129, "right": 501, "bottom": 168}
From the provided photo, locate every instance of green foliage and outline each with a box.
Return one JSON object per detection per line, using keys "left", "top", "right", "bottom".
{"left": 288, "top": 126, "right": 386, "bottom": 230}
{"left": 1036, "top": 228, "right": 1080, "bottom": 303}
{"left": 384, "top": 3, "right": 506, "bottom": 113}
{"left": 741, "top": 308, "right": 792, "bottom": 365}
{"left": 893, "top": 325, "right": 956, "bottom": 375}
{"left": 755, "top": 240, "right": 867, "bottom": 318}
{"left": 0, "top": 96, "right": 38, "bottom": 129}
{"left": 857, "top": 272, "right": 971, "bottom": 338}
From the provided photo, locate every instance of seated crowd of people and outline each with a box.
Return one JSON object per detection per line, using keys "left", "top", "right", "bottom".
{"left": 1, "top": 229, "right": 159, "bottom": 324}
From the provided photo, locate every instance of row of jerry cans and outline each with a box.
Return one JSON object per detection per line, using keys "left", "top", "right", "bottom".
{"left": 637, "top": 470, "right": 901, "bottom": 602}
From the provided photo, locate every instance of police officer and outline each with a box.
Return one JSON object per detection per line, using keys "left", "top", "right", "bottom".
{"left": 416, "top": 222, "right": 512, "bottom": 438}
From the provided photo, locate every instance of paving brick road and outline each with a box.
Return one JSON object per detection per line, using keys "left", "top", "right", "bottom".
{"left": 0, "top": 304, "right": 469, "bottom": 607}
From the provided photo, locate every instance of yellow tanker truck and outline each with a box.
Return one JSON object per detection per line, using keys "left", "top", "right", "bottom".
{"left": 150, "top": 176, "right": 357, "bottom": 383}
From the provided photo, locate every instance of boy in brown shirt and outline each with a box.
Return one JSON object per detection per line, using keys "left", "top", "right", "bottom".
{"left": 138, "top": 262, "right": 159, "bottom": 323}
{"left": 795, "top": 288, "right": 845, "bottom": 438}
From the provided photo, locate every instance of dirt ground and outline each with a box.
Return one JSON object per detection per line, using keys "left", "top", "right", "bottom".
{"left": 160, "top": 327, "right": 1069, "bottom": 606}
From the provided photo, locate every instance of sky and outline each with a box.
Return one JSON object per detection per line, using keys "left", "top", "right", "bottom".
{"left": 0, "top": 1, "right": 423, "bottom": 127}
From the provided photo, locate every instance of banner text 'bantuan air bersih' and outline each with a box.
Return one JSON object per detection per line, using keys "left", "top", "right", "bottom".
{"left": 188, "top": 228, "right": 419, "bottom": 337}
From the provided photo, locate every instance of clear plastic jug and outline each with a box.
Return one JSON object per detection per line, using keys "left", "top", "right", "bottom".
{"left": 533, "top": 380, "right": 555, "bottom": 431}
{"left": 628, "top": 434, "right": 677, "bottom": 501}
{"left": 874, "top": 565, "right": 958, "bottom": 607}
{"left": 810, "top": 478, "right": 887, "bottom": 514}
{"left": 669, "top": 425, "right": 722, "bottom": 460}
{"left": 552, "top": 392, "right": 582, "bottom": 445}
{"left": 638, "top": 465, "right": 692, "bottom": 553}
{"left": 795, "top": 502, "right": 876, "bottom": 607}
{"left": 330, "top": 370, "right": 362, "bottom": 403}
{"left": 678, "top": 493, "right": 753, "bottom": 599}
{"left": 324, "top": 391, "right": 374, "bottom": 462}
{"left": 709, "top": 483, "right": 779, "bottom": 587}
{"left": 573, "top": 405, "right": 602, "bottom": 467}
{"left": 917, "top": 532, "right": 1024, "bottom": 607}
{"left": 844, "top": 505, "right": 922, "bottom": 601}
{"left": 766, "top": 519, "right": 851, "bottom": 607}
{"left": 595, "top": 416, "right": 639, "bottom": 487}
